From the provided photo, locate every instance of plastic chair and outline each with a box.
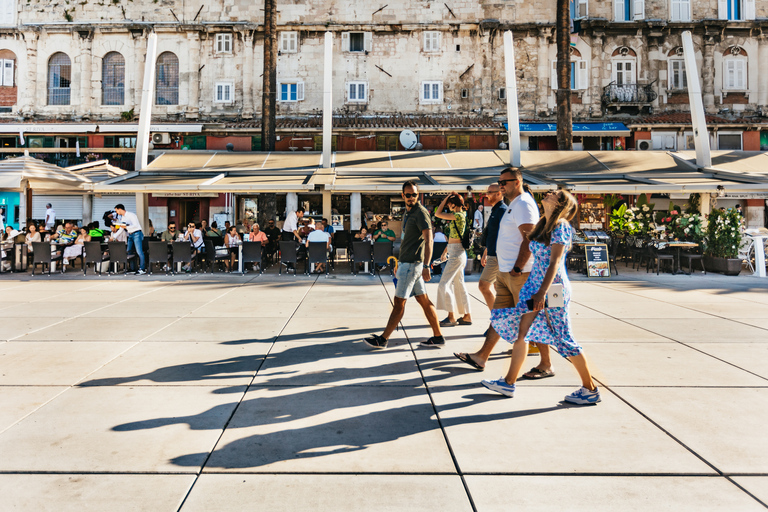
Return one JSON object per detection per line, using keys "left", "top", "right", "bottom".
{"left": 372, "top": 241, "right": 394, "bottom": 275}
{"left": 147, "top": 241, "right": 170, "bottom": 275}
{"left": 241, "top": 242, "right": 264, "bottom": 274}
{"left": 306, "top": 242, "right": 330, "bottom": 276}
{"left": 351, "top": 241, "right": 372, "bottom": 275}
{"left": 83, "top": 241, "right": 109, "bottom": 275}
{"left": 279, "top": 241, "right": 298, "bottom": 275}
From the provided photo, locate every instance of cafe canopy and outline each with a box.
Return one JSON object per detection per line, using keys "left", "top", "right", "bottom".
{"left": 0, "top": 155, "right": 91, "bottom": 192}
{"left": 91, "top": 150, "right": 768, "bottom": 195}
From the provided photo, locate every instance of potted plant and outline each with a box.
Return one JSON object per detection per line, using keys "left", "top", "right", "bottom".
{"left": 703, "top": 208, "right": 742, "bottom": 275}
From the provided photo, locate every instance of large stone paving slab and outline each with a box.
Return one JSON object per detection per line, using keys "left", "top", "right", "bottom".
{"left": 15, "top": 317, "right": 175, "bottom": 342}
{"left": 0, "top": 474, "right": 194, "bottom": 512}
{"left": 674, "top": 301, "right": 768, "bottom": 319}
{"left": 732, "top": 477, "right": 768, "bottom": 506}
{"left": 433, "top": 386, "right": 714, "bottom": 474}
{"left": 569, "top": 318, "right": 669, "bottom": 342}
{"left": 0, "top": 317, "right": 69, "bottom": 341}
{"left": 146, "top": 317, "right": 285, "bottom": 343}
{"left": 686, "top": 343, "right": 768, "bottom": 380}
{"left": 465, "top": 476, "right": 766, "bottom": 512}
{"left": 0, "top": 386, "right": 241, "bottom": 472}
{"left": 0, "top": 386, "right": 68, "bottom": 432}
{"left": 0, "top": 341, "right": 135, "bottom": 385}
{"left": 201, "top": 385, "right": 455, "bottom": 473}
{"left": 278, "top": 318, "right": 390, "bottom": 343}
{"left": 611, "top": 387, "right": 768, "bottom": 474}
{"left": 0, "top": 301, "right": 106, "bottom": 317}
{"left": 571, "top": 300, "right": 712, "bottom": 319}
{"left": 80, "top": 341, "right": 269, "bottom": 387}
{"left": 623, "top": 318, "right": 768, "bottom": 343}
{"left": 181, "top": 474, "right": 472, "bottom": 512}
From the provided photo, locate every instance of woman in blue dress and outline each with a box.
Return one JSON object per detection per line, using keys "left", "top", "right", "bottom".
{"left": 481, "top": 189, "right": 601, "bottom": 405}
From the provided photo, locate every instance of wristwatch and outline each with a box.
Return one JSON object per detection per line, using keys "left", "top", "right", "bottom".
{"left": 423, "top": 263, "right": 430, "bottom": 269}
{"left": 513, "top": 266, "right": 522, "bottom": 273}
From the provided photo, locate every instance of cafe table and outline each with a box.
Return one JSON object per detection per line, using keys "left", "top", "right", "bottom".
{"left": 664, "top": 241, "right": 698, "bottom": 275}
{"left": 746, "top": 233, "right": 768, "bottom": 278}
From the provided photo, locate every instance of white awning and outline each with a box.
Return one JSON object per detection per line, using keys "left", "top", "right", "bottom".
{"left": 0, "top": 124, "right": 98, "bottom": 134}
{"left": 97, "top": 124, "right": 204, "bottom": 133}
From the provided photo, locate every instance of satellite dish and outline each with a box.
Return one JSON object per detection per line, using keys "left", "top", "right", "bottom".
{"left": 399, "top": 130, "right": 418, "bottom": 150}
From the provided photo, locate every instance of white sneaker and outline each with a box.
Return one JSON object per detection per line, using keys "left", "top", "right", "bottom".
{"left": 564, "top": 386, "right": 601, "bottom": 405}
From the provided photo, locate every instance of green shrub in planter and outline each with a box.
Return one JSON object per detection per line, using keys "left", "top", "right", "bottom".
{"left": 704, "top": 208, "right": 742, "bottom": 259}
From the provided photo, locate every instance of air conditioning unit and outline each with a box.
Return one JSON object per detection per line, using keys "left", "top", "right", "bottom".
{"left": 152, "top": 133, "right": 171, "bottom": 145}
{"left": 501, "top": 134, "right": 509, "bottom": 143}
{"left": 636, "top": 140, "right": 651, "bottom": 151}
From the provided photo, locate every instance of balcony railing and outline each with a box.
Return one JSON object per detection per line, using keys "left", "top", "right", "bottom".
{"left": 602, "top": 81, "right": 658, "bottom": 106}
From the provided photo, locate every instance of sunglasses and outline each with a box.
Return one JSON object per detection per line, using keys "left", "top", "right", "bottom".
{"left": 498, "top": 178, "right": 517, "bottom": 187}
{"left": 403, "top": 193, "right": 418, "bottom": 199}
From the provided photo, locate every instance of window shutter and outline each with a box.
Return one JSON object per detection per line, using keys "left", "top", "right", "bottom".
{"left": 725, "top": 60, "right": 734, "bottom": 89}
{"left": 737, "top": 60, "right": 746, "bottom": 89}
{"left": 614, "top": 0, "right": 625, "bottom": 21}
{"left": 578, "top": 60, "right": 588, "bottom": 90}
{"left": 297, "top": 81, "right": 304, "bottom": 101}
{"left": 1, "top": 59, "right": 12, "bottom": 86}
{"left": 0, "top": 0, "right": 14, "bottom": 25}
{"left": 434, "top": 32, "right": 441, "bottom": 51}
{"left": 341, "top": 32, "right": 350, "bottom": 52}
{"left": 290, "top": 33, "right": 297, "bottom": 52}
{"left": 423, "top": 32, "right": 430, "bottom": 51}
{"left": 551, "top": 60, "right": 557, "bottom": 90}
{"left": 718, "top": 0, "right": 728, "bottom": 19}
{"left": 420, "top": 81, "right": 427, "bottom": 101}
{"left": 633, "top": 0, "right": 645, "bottom": 19}
{"left": 364, "top": 32, "right": 373, "bottom": 52}
{"left": 744, "top": 0, "right": 755, "bottom": 19}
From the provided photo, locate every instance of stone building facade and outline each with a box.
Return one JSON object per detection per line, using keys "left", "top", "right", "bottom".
{"left": 0, "top": 0, "right": 768, "bottom": 150}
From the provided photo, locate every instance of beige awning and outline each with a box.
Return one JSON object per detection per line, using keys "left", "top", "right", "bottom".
{"left": 0, "top": 155, "right": 91, "bottom": 192}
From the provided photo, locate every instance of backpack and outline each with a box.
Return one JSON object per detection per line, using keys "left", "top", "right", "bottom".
{"left": 452, "top": 215, "right": 473, "bottom": 250}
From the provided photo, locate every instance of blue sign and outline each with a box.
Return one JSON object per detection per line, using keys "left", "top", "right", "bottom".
{"left": 502, "top": 122, "right": 629, "bottom": 132}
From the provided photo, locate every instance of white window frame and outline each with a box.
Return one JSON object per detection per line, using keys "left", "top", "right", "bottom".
{"left": 215, "top": 33, "right": 233, "bottom": 54}
{"left": 723, "top": 56, "right": 747, "bottom": 91}
{"left": 570, "top": 0, "right": 588, "bottom": 19}
{"left": 280, "top": 32, "right": 298, "bottom": 53}
{"left": 668, "top": 59, "right": 687, "bottom": 90}
{"left": 420, "top": 80, "right": 443, "bottom": 104}
{"left": 612, "top": 59, "right": 636, "bottom": 86}
{"left": 717, "top": 131, "right": 743, "bottom": 150}
{"left": 342, "top": 32, "right": 372, "bottom": 53}
{"left": 346, "top": 81, "right": 368, "bottom": 103}
{"left": 719, "top": 0, "right": 755, "bottom": 20}
{"left": 278, "top": 80, "right": 305, "bottom": 102}
{"left": 0, "top": 0, "right": 16, "bottom": 26}
{"left": 0, "top": 58, "right": 13, "bottom": 86}
{"left": 550, "top": 59, "right": 589, "bottom": 90}
{"left": 614, "top": 0, "right": 645, "bottom": 20}
{"left": 214, "top": 81, "right": 234, "bottom": 104}
{"left": 670, "top": 0, "right": 691, "bottom": 21}
{"left": 423, "top": 31, "right": 441, "bottom": 53}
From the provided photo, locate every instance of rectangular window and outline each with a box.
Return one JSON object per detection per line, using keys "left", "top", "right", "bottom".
{"left": 724, "top": 58, "right": 746, "bottom": 90}
{"left": 214, "top": 82, "right": 234, "bottom": 103}
{"left": 0, "top": 59, "right": 13, "bottom": 86}
{"left": 613, "top": 60, "right": 635, "bottom": 86}
{"left": 0, "top": 0, "right": 15, "bottom": 25}
{"left": 615, "top": 0, "right": 645, "bottom": 20}
{"left": 104, "top": 136, "right": 137, "bottom": 148}
{"left": 499, "top": 88, "right": 506, "bottom": 100}
{"left": 279, "top": 81, "right": 305, "bottom": 102}
{"left": 570, "top": 0, "right": 588, "bottom": 19}
{"left": 342, "top": 32, "right": 372, "bottom": 53}
{"left": 280, "top": 32, "right": 298, "bottom": 53}
{"left": 668, "top": 59, "right": 687, "bottom": 89}
{"left": 719, "top": 0, "right": 754, "bottom": 20}
{"left": 670, "top": 0, "right": 691, "bottom": 21}
{"left": 424, "top": 32, "right": 440, "bottom": 52}
{"left": 718, "top": 133, "right": 742, "bottom": 150}
{"left": 216, "top": 34, "right": 233, "bottom": 54}
{"left": 420, "top": 81, "right": 443, "bottom": 103}
{"left": 551, "top": 60, "right": 588, "bottom": 90}
{"left": 350, "top": 32, "right": 365, "bottom": 52}
{"left": 347, "top": 81, "right": 367, "bottom": 103}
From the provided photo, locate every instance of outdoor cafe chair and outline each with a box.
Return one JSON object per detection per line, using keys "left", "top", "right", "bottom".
{"left": 147, "top": 241, "right": 170, "bottom": 275}
{"left": 647, "top": 245, "right": 674, "bottom": 275}
{"left": 306, "top": 241, "right": 330, "bottom": 276}
{"left": 31, "top": 242, "right": 62, "bottom": 276}
{"left": 372, "top": 241, "right": 394, "bottom": 275}
{"left": 333, "top": 230, "right": 351, "bottom": 261}
{"left": 608, "top": 239, "right": 620, "bottom": 276}
{"left": 241, "top": 241, "right": 264, "bottom": 274}
{"left": 203, "top": 239, "right": 229, "bottom": 273}
{"left": 107, "top": 242, "right": 134, "bottom": 274}
{"left": 83, "top": 241, "right": 109, "bottom": 275}
{"left": 279, "top": 241, "right": 298, "bottom": 275}
{"left": 681, "top": 251, "right": 705, "bottom": 275}
{"left": 171, "top": 241, "right": 193, "bottom": 273}
{"left": 351, "top": 241, "right": 372, "bottom": 275}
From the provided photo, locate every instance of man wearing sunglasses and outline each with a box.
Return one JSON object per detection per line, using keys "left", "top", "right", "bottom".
{"left": 364, "top": 180, "right": 444, "bottom": 349}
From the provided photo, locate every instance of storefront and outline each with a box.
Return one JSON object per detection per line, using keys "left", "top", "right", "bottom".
{"left": 513, "top": 122, "right": 631, "bottom": 151}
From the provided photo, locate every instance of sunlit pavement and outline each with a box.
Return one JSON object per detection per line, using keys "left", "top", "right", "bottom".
{"left": 0, "top": 264, "right": 767, "bottom": 511}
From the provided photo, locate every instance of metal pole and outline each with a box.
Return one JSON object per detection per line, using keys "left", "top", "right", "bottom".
{"left": 322, "top": 32, "right": 333, "bottom": 169}
{"left": 503, "top": 31, "right": 521, "bottom": 167}
{"left": 135, "top": 32, "right": 158, "bottom": 171}
{"left": 682, "top": 31, "right": 712, "bottom": 168}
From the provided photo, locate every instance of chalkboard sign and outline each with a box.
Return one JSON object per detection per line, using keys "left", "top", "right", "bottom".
{"left": 585, "top": 243, "right": 611, "bottom": 278}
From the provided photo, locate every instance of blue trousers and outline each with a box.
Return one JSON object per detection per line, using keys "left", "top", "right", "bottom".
{"left": 127, "top": 230, "right": 145, "bottom": 271}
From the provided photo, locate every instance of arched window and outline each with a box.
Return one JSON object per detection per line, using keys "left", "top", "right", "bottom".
{"left": 47, "top": 52, "right": 71, "bottom": 106}
{"left": 723, "top": 46, "right": 747, "bottom": 91}
{"left": 611, "top": 46, "right": 637, "bottom": 86}
{"left": 155, "top": 52, "right": 179, "bottom": 105}
{"left": 102, "top": 52, "right": 125, "bottom": 106}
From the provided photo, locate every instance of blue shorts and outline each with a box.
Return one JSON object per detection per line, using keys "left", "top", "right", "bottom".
{"left": 394, "top": 261, "right": 427, "bottom": 299}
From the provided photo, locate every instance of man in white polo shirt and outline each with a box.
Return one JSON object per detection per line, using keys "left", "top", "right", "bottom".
{"left": 115, "top": 203, "right": 146, "bottom": 275}
{"left": 44, "top": 203, "right": 56, "bottom": 231}
{"left": 453, "top": 167, "right": 551, "bottom": 374}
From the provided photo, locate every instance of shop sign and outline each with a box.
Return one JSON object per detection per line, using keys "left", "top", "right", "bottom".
{"left": 152, "top": 192, "right": 218, "bottom": 198}
{"left": 723, "top": 193, "right": 768, "bottom": 199}
{"left": 585, "top": 243, "right": 611, "bottom": 278}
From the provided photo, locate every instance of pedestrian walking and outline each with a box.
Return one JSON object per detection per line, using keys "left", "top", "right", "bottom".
{"left": 364, "top": 180, "right": 444, "bottom": 349}
{"left": 434, "top": 192, "right": 472, "bottom": 327}
{"left": 115, "top": 203, "right": 146, "bottom": 275}
{"left": 481, "top": 189, "right": 601, "bottom": 405}
{"left": 476, "top": 184, "right": 506, "bottom": 314}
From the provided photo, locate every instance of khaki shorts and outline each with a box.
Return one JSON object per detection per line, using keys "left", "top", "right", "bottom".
{"left": 479, "top": 256, "right": 499, "bottom": 283}
{"left": 493, "top": 271, "right": 529, "bottom": 309}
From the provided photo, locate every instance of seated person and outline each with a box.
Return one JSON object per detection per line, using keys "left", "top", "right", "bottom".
{"left": 264, "top": 219, "right": 281, "bottom": 257}
{"left": 354, "top": 227, "right": 371, "bottom": 242}
{"left": 160, "top": 222, "right": 178, "bottom": 242}
{"left": 88, "top": 221, "right": 105, "bottom": 238}
{"left": 298, "top": 219, "right": 312, "bottom": 240}
{"left": 63, "top": 226, "right": 90, "bottom": 269}
{"left": 224, "top": 226, "right": 241, "bottom": 272}
{"left": 182, "top": 222, "right": 205, "bottom": 271}
{"left": 322, "top": 218, "right": 335, "bottom": 237}
{"left": 373, "top": 221, "right": 396, "bottom": 243}
{"left": 247, "top": 222, "right": 269, "bottom": 270}
{"left": 306, "top": 221, "right": 332, "bottom": 273}
{"left": 206, "top": 221, "right": 222, "bottom": 238}
{"left": 25, "top": 223, "right": 41, "bottom": 250}
{"left": 147, "top": 219, "right": 155, "bottom": 237}
{"left": 51, "top": 222, "right": 78, "bottom": 245}
{"left": 433, "top": 227, "right": 448, "bottom": 243}
{"left": 109, "top": 224, "right": 128, "bottom": 243}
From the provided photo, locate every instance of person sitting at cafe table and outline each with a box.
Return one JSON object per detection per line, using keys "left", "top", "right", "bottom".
{"left": 206, "top": 221, "right": 222, "bottom": 238}
{"left": 160, "top": 222, "right": 177, "bottom": 242}
{"left": 248, "top": 222, "right": 269, "bottom": 271}
{"left": 109, "top": 223, "right": 128, "bottom": 243}
{"left": 62, "top": 226, "right": 90, "bottom": 270}
{"left": 373, "top": 222, "right": 396, "bottom": 243}
{"left": 182, "top": 222, "right": 205, "bottom": 272}
{"left": 224, "top": 225, "right": 241, "bottom": 272}
{"left": 298, "top": 218, "right": 313, "bottom": 240}
{"left": 354, "top": 227, "right": 371, "bottom": 242}
{"left": 25, "top": 223, "right": 41, "bottom": 250}
{"left": 306, "top": 221, "right": 332, "bottom": 273}
{"left": 51, "top": 222, "right": 78, "bottom": 245}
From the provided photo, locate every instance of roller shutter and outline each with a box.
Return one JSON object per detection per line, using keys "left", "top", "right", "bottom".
{"left": 32, "top": 195, "right": 83, "bottom": 223}
{"left": 92, "top": 195, "right": 136, "bottom": 222}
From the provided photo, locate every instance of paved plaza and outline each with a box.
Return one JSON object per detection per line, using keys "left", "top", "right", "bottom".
{"left": 0, "top": 267, "right": 767, "bottom": 511}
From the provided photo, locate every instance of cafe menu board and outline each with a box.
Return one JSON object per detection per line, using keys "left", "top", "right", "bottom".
{"left": 585, "top": 243, "right": 611, "bottom": 278}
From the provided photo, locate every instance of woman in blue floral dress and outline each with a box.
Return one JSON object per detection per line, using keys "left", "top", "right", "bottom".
{"left": 481, "top": 190, "right": 601, "bottom": 405}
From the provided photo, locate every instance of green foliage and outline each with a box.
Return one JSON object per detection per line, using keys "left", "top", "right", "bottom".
{"left": 636, "top": 193, "right": 655, "bottom": 211}
{"left": 687, "top": 193, "right": 701, "bottom": 214}
{"left": 660, "top": 211, "right": 706, "bottom": 242}
{"left": 705, "top": 208, "right": 742, "bottom": 259}
{"left": 63, "top": 8, "right": 73, "bottom": 21}
{"left": 120, "top": 108, "right": 135, "bottom": 122}
{"left": 609, "top": 202, "right": 656, "bottom": 236}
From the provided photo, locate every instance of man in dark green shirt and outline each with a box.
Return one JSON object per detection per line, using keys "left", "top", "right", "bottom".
{"left": 364, "top": 180, "right": 444, "bottom": 349}
{"left": 373, "top": 222, "right": 396, "bottom": 243}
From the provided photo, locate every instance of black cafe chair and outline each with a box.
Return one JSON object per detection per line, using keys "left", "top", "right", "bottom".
{"left": 31, "top": 242, "right": 62, "bottom": 276}
{"left": 647, "top": 245, "right": 674, "bottom": 275}
{"left": 83, "top": 241, "right": 109, "bottom": 275}
{"left": 147, "top": 241, "right": 170, "bottom": 275}
{"left": 171, "top": 241, "right": 193, "bottom": 273}
{"left": 241, "top": 242, "right": 264, "bottom": 274}
{"left": 203, "top": 239, "right": 229, "bottom": 273}
{"left": 351, "top": 241, "right": 372, "bottom": 276}
{"left": 279, "top": 241, "right": 298, "bottom": 275}
{"left": 306, "top": 242, "right": 330, "bottom": 276}
{"left": 107, "top": 242, "right": 134, "bottom": 274}
{"left": 372, "top": 241, "right": 394, "bottom": 275}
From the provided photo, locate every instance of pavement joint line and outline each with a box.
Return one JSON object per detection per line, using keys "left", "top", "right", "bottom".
{"left": 377, "top": 274, "right": 479, "bottom": 512}
{"left": 173, "top": 275, "right": 319, "bottom": 512}
{"left": 1, "top": 469, "right": 767, "bottom": 476}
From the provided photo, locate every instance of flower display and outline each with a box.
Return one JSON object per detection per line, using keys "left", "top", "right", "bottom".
{"left": 704, "top": 208, "right": 742, "bottom": 259}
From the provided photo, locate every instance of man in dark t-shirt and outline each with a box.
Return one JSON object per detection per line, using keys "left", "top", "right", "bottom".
{"left": 363, "top": 180, "right": 444, "bottom": 349}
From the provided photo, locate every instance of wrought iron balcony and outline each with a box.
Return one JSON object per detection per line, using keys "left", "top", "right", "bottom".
{"left": 602, "top": 81, "right": 658, "bottom": 107}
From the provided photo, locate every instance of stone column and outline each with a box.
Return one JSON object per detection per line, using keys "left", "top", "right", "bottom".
{"left": 590, "top": 33, "right": 604, "bottom": 118}
{"left": 350, "top": 193, "right": 362, "bottom": 230}
{"left": 21, "top": 31, "right": 39, "bottom": 113}
{"left": 18, "top": 190, "right": 26, "bottom": 229}
{"left": 79, "top": 32, "right": 93, "bottom": 114}
{"left": 322, "top": 190, "right": 332, "bottom": 222}
{"left": 35, "top": 30, "right": 47, "bottom": 110}
{"left": 186, "top": 31, "right": 201, "bottom": 119}
{"left": 699, "top": 193, "right": 712, "bottom": 216}
{"left": 702, "top": 36, "right": 716, "bottom": 113}
{"left": 242, "top": 31, "right": 255, "bottom": 118}
{"left": 82, "top": 194, "right": 93, "bottom": 226}
{"left": 536, "top": 27, "right": 552, "bottom": 116}
{"left": 758, "top": 36, "right": 768, "bottom": 108}
{"left": 285, "top": 192, "right": 298, "bottom": 219}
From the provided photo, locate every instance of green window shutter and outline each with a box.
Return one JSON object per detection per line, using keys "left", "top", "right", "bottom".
{"left": 446, "top": 136, "right": 458, "bottom": 149}
{"left": 376, "top": 136, "right": 386, "bottom": 151}
{"left": 251, "top": 135, "right": 262, "bottom": 151}
{"left": 104, "top": 136, "right": 116, "bottom": 148}
{"left": 77, "top": 136, "right": 88, "bottom": 148}
{"left": 332, "top": 135, "right": 337, "bottom": 152}
{"left": 185, "top": 136, "right": 206, "bottom": 150}
{"left": 314, "top": 136, "right": 323, "bottom": 151}
{"left": 44, "top": 137, "right": 55, "bottom": 148}
{"left": 387, "top": 136, "right": 397, "bottom": 150}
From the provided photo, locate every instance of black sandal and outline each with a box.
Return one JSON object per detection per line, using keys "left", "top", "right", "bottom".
{"left": 457, "top": 318, "right": 472, "bottom": 326}
{"left": 522, "top": 367, "right": 555, "bottom": 379}
{"left": 453, "top": 352, "right": 484, "bottom": 371}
